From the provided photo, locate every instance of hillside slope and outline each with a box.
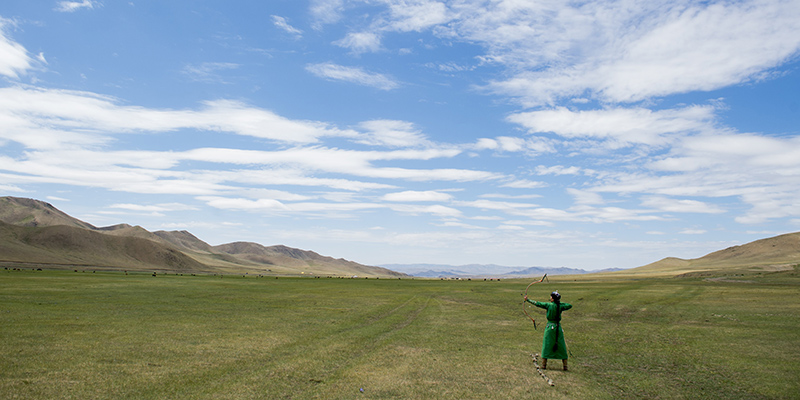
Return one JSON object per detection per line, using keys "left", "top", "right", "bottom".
{"left": 0, "top": 196, "right": 403, "bottom": 277}
{"left": 0, "top": 221, "right": 207, "bottom": 272}
{"left": 0, "top": 197, "right": 96, "bottom": 230}
{"left": 214, "top": 242, "right": 405, "bottom": 277}
{"left": 618, "top": 232, "right": 800, "bottom": 277}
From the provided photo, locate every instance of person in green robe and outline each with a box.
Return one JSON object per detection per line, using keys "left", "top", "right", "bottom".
{"left": 524, "top": 291, "right": 572, "bottom": 371}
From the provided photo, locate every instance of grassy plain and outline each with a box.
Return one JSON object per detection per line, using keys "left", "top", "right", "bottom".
{"left": 2, "top": 268, "right": 799, "bottom": 399}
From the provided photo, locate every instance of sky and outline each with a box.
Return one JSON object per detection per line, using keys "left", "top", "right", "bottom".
{"left": 1, "top": 0, "right": 799, "bottom": 271}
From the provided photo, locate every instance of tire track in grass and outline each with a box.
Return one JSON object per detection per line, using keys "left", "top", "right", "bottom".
{"left": 303, "top": 295, "right": 432, "bottom": 398}
{"left": 196, "top": 293, "right": 432, "bottom": 398}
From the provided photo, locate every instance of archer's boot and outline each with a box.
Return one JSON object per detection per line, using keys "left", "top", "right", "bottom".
{"left": 541, "top": 359, "right": 547, "bottom": 370}
{"left": 562, "top": 359, "right": 568, "bottom": 371}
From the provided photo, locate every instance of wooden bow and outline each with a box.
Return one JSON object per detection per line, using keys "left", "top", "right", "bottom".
{"left": 521, "top": 274, "right": 548, "bottom": 330}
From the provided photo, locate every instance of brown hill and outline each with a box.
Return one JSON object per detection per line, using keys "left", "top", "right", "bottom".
{"left": 154, "top": 230, "right": 215, "bottom": 253}
{"left": 214, "top": 242, "right": 405, "bottom": 277}
{"left": 0, "top": 197, "right": 96, "bottom": 230}
{"left": 0, "top": 221, "right": 207, "bottom": 272}
{"left": 700, "top": 232, "right": 800, "bottom": 266}
{"left": 0, "top": 196, "right": 403, "bottom": 277}
{"left": 617, "top": 232, "right": 800, "bottom": 277}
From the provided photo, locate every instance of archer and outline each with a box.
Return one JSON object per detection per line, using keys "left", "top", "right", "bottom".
{"left": 524, "top": 290, "right": 572, "bottom": 371}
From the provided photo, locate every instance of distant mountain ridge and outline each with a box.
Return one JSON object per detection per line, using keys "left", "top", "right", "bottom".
{"left": 382, "top": 263, "right": 625, "bottom": 277}
{"left": 384, "top": 232, "right": 800, "bottom": 278}
{"left": 0, "top": 196, "right": 404, "bottom": 277}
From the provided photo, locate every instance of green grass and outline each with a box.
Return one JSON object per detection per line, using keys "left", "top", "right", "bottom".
{"left": 2, "top": 269, "right": 799, "bottom": 399}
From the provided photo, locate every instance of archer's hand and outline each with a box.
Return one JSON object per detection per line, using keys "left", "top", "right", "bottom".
{"left": 524, "top": 295, "right": 528, "bottom": 301}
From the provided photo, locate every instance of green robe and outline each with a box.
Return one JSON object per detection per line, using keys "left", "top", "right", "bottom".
{"left": 527, "top": 300, "right": 572, "bottom": 360}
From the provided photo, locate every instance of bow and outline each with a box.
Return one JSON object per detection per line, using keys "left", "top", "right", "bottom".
{"left": 521, "top": 273, "right": 548, "bottom": 330}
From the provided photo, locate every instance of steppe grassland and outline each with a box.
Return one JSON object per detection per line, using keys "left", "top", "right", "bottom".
{"left": 1, "top": 269, "right": 798, "bottom": 399}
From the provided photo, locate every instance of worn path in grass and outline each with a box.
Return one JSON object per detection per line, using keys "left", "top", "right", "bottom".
{"left": 2, "top": 269, "right": 798, "bottom": 399}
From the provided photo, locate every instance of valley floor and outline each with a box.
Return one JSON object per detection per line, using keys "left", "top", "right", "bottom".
{"left": 2, "top": 269, "right": 798, "bottom": 399}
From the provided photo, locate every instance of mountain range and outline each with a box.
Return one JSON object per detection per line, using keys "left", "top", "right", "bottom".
{"left": 381, "top": 263, "right": 625, "bottom": 278}
{"left": 387, "top": 232, "right": 800, "bottom": 278}
{"left": 0, "top": 196, "right": 404, "bottom": 277}
{"left": 2, "top": 196, "right": 798, "bottom": 278}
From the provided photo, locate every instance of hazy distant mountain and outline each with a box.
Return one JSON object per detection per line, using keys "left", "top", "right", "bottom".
{"left": 0, "top": 196, "right": 404, "bottom": 277}
{"left": 382, "top": 263, "right": 522, "bottom": 276}
{"left": 408, "top": 269, "right": 469, "bottom": 278}
{"left": 386, "top": 232, "right": 800, "bottom": 278}
{"left": 506, "top": 266, "right": 592, "bottom": 276}
{"left": 382, "top": 263, "right": 602, "bottom": 277}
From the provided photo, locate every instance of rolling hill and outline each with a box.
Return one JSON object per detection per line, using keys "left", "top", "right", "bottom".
{"left": 610, "top": 231, "right": 800, "bottom": 277}
{"left": 0, "top": 196, "right": 405, "bottom": 277}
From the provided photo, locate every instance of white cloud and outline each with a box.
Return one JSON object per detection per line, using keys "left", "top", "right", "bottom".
{"left": 0, "top": 87, "right": 354, "bottom": 147}
{"left": 493, "top": 136, "right": 525, "bottom": 152}
{"left": 55, "top": 0, "right": 95, "bottom": 13}
{"left": 535, "top": 165, "right": 582, "bottom": 176}
{"left": 497, "top": 224, "right": 525, "bottom": 230}
{"left": 200, "top": 196, "right": 394, "bottom": 218}
{"left": 0, "top": 84, "right": 504, "bottom": 201}
{"left": 640, "top": 196, "right": 726, "bottom": 214}
{"left": 198, "top": 196, "right": 291, "bottom": 211}
{"left": 388, "top": 204, "right": 462, "bottom": 217}
{"left": 180, "top": 146, "right": 483, "bottom": 183}
{"left": 500, "top": 180, "right": 547, "bottom": 189}
{"left": 182, "top": 62, "right": 240, "bottom": 83}
{"left": 272, "top": 15, "right": 303, "bottom": 37}
{"left": 680, "top": 229, "right": 707, "bottom": 235}
{"left": 310, "top": 0, "right": 345, "bottom": 28}
{"left": 204, "top": 169, "right": 395, "bottom": 192}
{"left": 316, "top": 1, "right": 800, "bottom": 106}
{"left": 356, "top": 120, "right": 430, "bottom": 147}
{"left": 567, "top": 188, "right": 604, "bottom": 205}
{"left": 384, "top": 0, "right": 452, "bottom": 32}
{"left": 383, "top": 190, "right": 453, "bottom": 202}
{"left": 329, "top": 0, "right": 451, "bottom": 54}
{"left": 46, "top": 196, "right": 70, "bottom": 202}
{"left": 479, "top": 193, "right": 541, "bottom": 200}
{"left": 595, "top": 1, "right": 800, "bottom": 103}
{"left": 333, "top": 32, "right": 382, "bottom": 54}
{"left": 109, "top": 203, "right": 199, "bottom": 212}
{"left": 473, "top": 136, "right": 557, "bottom": 155}
{"left": 311, "top": 0, "right": 800, "bottom": 108}
{"left": 457, "top": 199, "right": 538, "bottom": 212}
{"left": 478, "top": 202, "right": 666, "bottom": 224}
{"left": 440, "top": 0, "right": 800, "bottom": 106}
{"left": 306, "top": 62, "right": 400, "bottom": 90}
{"left": 0, "top": 19, "right": 34, "bottom": 78}
{"left": 582, "top": 131, "right": 800, "bottom": 224}
{"left": 238, "top": 189, "right": 313, "bottom": 202}
{"left": 508, "top": 105, "right": 717, "bottom": 147}
{"left": 501, "top": 219, "right": 554, "bottom": 227}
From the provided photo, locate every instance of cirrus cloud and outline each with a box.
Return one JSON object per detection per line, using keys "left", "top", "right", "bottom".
{"left": 305, "top": 62, "right": 401, "bottom": 90}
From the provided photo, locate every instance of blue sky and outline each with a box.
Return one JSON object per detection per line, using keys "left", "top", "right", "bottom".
{"left": 1, "top": 0, "right": 799, "bottom": 271}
